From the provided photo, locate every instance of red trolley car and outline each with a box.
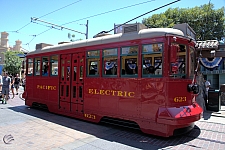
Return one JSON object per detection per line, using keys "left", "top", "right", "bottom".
{"left": 23, "top": 23, "right": 202, "bottom": 137}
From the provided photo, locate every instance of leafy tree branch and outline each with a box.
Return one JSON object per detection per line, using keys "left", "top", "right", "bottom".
{"left": 3, "top": 51, "right": 23, "bottom": 76}
{"left": 142, "top": 3, "right": 225, "bottom": 41}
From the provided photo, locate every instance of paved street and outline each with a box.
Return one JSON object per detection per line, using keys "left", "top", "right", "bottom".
{"left": 0, "top": 87, "right": 225, "bottom": 150}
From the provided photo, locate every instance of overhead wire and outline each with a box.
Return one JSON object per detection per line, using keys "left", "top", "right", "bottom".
{"left": 6, "top": 0, "right": 82, "bottom": 49}
{"left": 6, "top": 30, "right": 35, "bottom": 37}
{"left": 106, "top": 0, "right": 180, "bottom": 33}
{"left": 37, "top": 0, "right": 82, "bottom": 19}
{"left": 22, "top": 0, "right": 157, "bottom": 49}
{"left": 32, "top": 21, "right": 52, "bottom": 28}
{"left": 16, "top": 22, "right": 31, "bottom": 32}
{"left": 93, "top": 0, "right": 181, "bottom": 37}
{"left": 17, "top": 0, "right": 82, "bottom": 32}
{"left": 28, "top": 0, "right": 157, "bottom": 46}
{"left": 62, "top": 0, "right": 156, "bottom": 26}
{"left": 24, "top": 0, "right": 83, "bottom": 47}
{"left": 31, "top": 17, "right": 86, "bottom": 35}
{"left": 35, "top": 18, "right": 86, "bottom": 26}
{"left": 9, "top": 0, "right": 179, "bottom": 50}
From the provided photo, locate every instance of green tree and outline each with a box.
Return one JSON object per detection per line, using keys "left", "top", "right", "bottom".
{"left": 3, "top": 51, "right": 23, "bottom": 75}
{"left": 142, "top": 3, "right": 225, "bottom": 41}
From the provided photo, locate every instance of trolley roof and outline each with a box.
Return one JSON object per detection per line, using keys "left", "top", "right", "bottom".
{"left": 27, "top": 27, "right": 184, "bottom": 56}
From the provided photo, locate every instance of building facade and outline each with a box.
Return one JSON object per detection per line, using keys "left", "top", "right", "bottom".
{"left": 0, "top": 31, "right": 24, "bottom": 74}
{"left": 196, "top": 40, "right": 225, "bottom": 89}
{"left": 0, "top": 32, "right": 9, "bottom": 74}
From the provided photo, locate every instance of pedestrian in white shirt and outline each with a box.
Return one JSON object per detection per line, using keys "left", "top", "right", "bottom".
{"left": 204, "top": 78, "right": 211, "bottom": 97}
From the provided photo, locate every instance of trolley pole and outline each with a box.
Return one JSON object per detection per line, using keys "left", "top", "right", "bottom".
{"left": 86, "top": 20, "right": 88, "bottom": 39}
{"left": 31, "top": 17, "right": 87, "bottom": 38}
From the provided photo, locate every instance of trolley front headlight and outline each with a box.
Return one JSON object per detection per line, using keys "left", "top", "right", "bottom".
{"left": 187, "top": 84, "right": 199, "bottom": 94}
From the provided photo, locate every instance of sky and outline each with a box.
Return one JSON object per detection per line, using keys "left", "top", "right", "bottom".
{"left": 0, "top": 0, "right": 224, "bottom": 52}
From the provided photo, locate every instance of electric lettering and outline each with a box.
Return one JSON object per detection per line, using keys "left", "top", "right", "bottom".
{"left": 88, "top": 89, "right": 135, "bottom": 97}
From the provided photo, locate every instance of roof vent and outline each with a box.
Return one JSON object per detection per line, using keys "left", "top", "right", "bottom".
{"left": 35, "top": 43, "right": 53, "bottom": 50}
{"left": 173, "top": 23, "right": 196, "bottom": 40}
{"left": 123, "top": 23, "right": 147, "bottom": 34}
{"left": 58, "top": 41, "right": 70, "bottom": 45}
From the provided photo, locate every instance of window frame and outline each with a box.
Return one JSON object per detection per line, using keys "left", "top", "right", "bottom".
{"left": 142, "top": 43, "right": 163, "bottom": 78}
{"left": 27, "top": 58, "right": 33, "bottom": 76}
{"left": 42, "top": 56, "right": 49, "bottom": 77}
{"left": 170, "top": 43, "right": 187, "bottom": 78}
{"left": 86, "top": 50, "right": 100, "bottom": 77}
{"left": 120, "top": 45, "right": 139, "bottom": 78}
{"left": 50, "top": 55, "right": 59, "bottom": 76}
{"left": 189, "top": 46, "right": 195, "bottom": 79}
{"left": 34, "top": 57, "right": 41, "bottom": 76}
{"left": 102, "top": 48, "right": 118, "bottom": 77}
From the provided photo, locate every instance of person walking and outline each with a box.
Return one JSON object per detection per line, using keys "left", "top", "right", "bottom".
{"left": 203, "top": 77, "right": 211, "bottom": 110}
{"left": 10, "top": 75, "right": 15, "bottom": 99}
{"left": 22, "top": 75, "right": 26, "bottom": 91}
{"left": 204, "top": 78, "right": 211, "bottom": 96}
{"left": 14, "top": 74, "right": 20, "bottom": 95}
{"left": 0, "top": 73, "right": 2, "bottom": 92}
{"left": 196, "top": 73, "right": 207, "bottom": 112}
{"left": 2, "top": 72, "right": 11, "bottom": 104}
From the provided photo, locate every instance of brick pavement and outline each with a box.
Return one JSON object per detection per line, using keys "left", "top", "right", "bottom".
{"left": 0, "top": 87, "right": 225, "bottom": 150}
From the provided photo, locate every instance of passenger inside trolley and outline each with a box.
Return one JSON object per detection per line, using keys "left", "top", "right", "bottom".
{"left": 43, "top": 62, "right": 49, "bottom": 75}
{"left": 105, "top": 62, "right": 117, "bottom": 75}
{"left": 143, "top": 58, "right": 162, "bottom": 75}
{"left": 89, "top": 61, "right": 99, "bottom": 75}
{"left": 28, "top": 68, "right": 33, "bottom": 75}
{"left": 147, "top": 66, "right": 156, "bottom": 74}
{"left": 170, "top": 43, "right": 186, "bottom": 77}
{"left": 125, "top": 59, "right": 138, "bottom": 75}
{"left": 53, "top": 67, "right": 58, "bottom": 75}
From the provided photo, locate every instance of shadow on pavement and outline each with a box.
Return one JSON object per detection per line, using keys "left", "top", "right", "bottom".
{"left": 203, "top": 106, "right": 225, "bottom": 120}
{"left": 8, "top": 105, "right": 201, "bottom": 150}
{"left": 203, "top": 111, "right": 213, "bottom": 120}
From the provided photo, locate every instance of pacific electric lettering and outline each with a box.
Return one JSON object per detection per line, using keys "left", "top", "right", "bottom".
{"left": 88, "top": 89, "right": 135, "bottom": 97}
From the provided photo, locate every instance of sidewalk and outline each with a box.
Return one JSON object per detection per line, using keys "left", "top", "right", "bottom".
{"left": 7, "top": 86, "right": 25, "bottom": 106}
{"left": 0, "top": 88, "right": 225, "bottom": 150}
{"left": 200, "top": 105, "right": 225, "bottom": 124}
{"left": 210, "top": 105, "right": 225, "bottom": 117}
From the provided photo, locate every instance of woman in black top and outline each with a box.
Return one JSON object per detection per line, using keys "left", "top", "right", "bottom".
{"left": 14, "top": 74, "right": 20, "bottom": 95}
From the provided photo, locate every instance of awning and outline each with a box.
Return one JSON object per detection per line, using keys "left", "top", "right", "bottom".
{"left": 17, "top": 53, "right": 26, "bottom": 58}
{"left": 200, "top": 57, "right": 224, "bottom": 69}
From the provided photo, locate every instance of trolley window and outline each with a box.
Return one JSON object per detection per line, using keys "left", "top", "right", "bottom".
{"left": 34, "top": 57, "right": 41, "bottom": 76}
{"left": 50, "top": 55, "right": 58, "bottom": 76}
{"left": 87, "top": 50, "right": 100, "bottom": 76}
{"left": 189, "top": 47, "right": 195, "bottom": 78}
{"left": 170, "top": 43, "right": 187, "bottom": 78}
{"left": 142, "top": 43, "right": 163, "bottom": 77}
{"left": 103, "top": 48, "right": 118, "bottom": 76}
{"left": 42, "top": 57, "right": 49, "bottom": 76}
{"left": 27, "top": 58, "right": 33, "bottom": 76}
{"left": 121, "top": 46, "right": 138, "bottom": 77}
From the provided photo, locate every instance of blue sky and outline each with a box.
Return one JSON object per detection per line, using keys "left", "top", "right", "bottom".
{"left": 0, "top": 0, "right": 224, "bottom": 51}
